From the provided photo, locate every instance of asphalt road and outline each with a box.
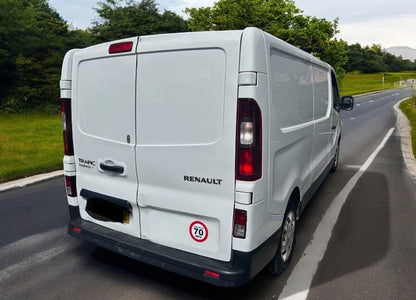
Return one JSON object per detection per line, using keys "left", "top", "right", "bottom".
{"left": 1, "top": 88, "right": 415, "bottom": 299}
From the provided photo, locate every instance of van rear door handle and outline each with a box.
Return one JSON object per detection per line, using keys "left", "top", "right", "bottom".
{"left": 100, "top": 163, "right": 124, "bottom": 174}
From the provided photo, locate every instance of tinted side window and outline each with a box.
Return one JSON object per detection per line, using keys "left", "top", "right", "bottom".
{"left": 331, "top": 71, "right": 340, "bottom": 111}
{"left": 312, "top": 66, "right": 329, "bottom": 119}
{"left": 270, "top": 49, "right": 313, "bottom": 128}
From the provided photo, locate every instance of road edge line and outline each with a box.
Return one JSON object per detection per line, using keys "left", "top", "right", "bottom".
{"left": 278, "top": 128, "right": 395, "bottom": 300}
{"left": 0, "top": 170, "right": 63, "bottom": 193}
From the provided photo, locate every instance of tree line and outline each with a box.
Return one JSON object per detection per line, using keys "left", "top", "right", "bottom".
{"left": 1, "top": 0, "right": 415, "bottom": 113}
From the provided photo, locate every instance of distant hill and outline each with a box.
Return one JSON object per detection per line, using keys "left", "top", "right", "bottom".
{"left": 386, "top": 46, "right": 416, "bottom": 62}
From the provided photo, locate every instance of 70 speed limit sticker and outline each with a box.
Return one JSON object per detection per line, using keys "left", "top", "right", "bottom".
{"left": 189, "top": 221, "right": 208, "bottom": 242}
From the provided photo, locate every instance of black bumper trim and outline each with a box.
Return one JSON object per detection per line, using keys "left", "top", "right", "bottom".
{"left": 68, "top": 217, "right": 281, "bottom": 287}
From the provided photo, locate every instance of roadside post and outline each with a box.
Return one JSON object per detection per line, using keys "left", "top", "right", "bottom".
{"left": 413, "top": 81, "right": 416, "bottom": 97}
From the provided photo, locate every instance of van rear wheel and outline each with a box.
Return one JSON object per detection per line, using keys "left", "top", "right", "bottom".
{"left": 330, "top": 142, "right": 340, "bottom": 173}
{"left": 268, "top": 204, "right": 296, "bottom": 275}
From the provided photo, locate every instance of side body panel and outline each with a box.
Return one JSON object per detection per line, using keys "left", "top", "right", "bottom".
{"left": 264, "top": 31, "right": 336, "bottom": 216}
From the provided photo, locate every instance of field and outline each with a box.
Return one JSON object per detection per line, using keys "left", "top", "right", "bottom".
{"left": 340, "top": 72, "right": 416, "bottom": 96}
{"left": 0, "top": 114, "right": 62, "bottom": 183}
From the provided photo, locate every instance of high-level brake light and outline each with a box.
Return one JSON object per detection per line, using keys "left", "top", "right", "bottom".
{"left": 108, "top": 41, "right": 133, "bottom": 54}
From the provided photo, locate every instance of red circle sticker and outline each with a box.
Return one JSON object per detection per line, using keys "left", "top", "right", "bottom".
{"left": 189, "top": 221, "right": 208, "bottom": 242}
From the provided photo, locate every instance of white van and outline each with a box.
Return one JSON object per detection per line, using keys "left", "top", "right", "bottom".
{"left": 60, "top": 27, "right": 353, "bottom": 287}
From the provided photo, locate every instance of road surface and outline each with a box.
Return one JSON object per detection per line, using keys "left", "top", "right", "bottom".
{"left": 1, "top": 88, "right": 415, "bottom": 299}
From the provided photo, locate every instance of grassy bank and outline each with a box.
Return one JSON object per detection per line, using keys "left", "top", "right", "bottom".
{"left": 0, "top": 114, "right": 62, "bottom": 183}
{"left": 340, "top": 72, "right": 416, "bottom": 96}
{"left": 400, "top": 97, "right": 416, "bottom": 158}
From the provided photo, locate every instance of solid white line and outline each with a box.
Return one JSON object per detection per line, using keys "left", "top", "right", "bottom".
{"left": 0, "top": 243, "right": 75, "bottom": 282}
{"left": 279, "top": 127, "right": 395, "bottom": 300}
{"left": 342, "top": 165, "right": 362, "bottom": 169}
{"left": 0, "top": 227, "right": 65, "bottom": 258}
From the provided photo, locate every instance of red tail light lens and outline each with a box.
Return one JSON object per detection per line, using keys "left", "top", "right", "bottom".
{"left": 65, "top": 175, "right": 77, "bottom": 197}
{"left": 233, "top": 209, "right": 247, "bottom": 238}
{"left": 236, "top": 98, "right": 262, "bottom": 181}
{"left": 109, "top": 41, "right": 133, "bottom": 54}
{"left": 239, "top": 149, "right": 254, "bottom": 175}
{"left": 61, "top": 98, "right": 74, "bottom": 156}
{"left": 204, "top": 270, "right": 220, "bottom": 278}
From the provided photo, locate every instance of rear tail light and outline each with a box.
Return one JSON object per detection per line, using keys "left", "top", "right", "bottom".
{"left": 65, "top": 176, "right": 77, "bottom": 197}
{"left": 109, "top": 41, "right": 133, "bottom": 54}
{"left": 236, "top": 98, "right": 262, "bottom": 181}
{"left": 61, "top": 98, "right": 74, "bottom": 156}
{"left": 233, "top": 209, "right": 247, "bottom": 238}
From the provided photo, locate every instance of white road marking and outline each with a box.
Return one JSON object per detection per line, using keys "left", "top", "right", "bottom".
{"left": 0, "top": 227, "right": 65, "bottom": 258}
{"left": 0, "top": 227, "right": 76, "bottom": 283}
{"left": 0, "top": 244, "right": 74, "bottom": 282}
{"left": 279, "top": 127, "right": 395, "bottom": 300}
{"left": 356, "top": 104, "right": 361, "bottom": 107}
{"left": 350, "top": 117, "right": 355, "bottom": 120}
{"left": 342, "top": 165, "right": 362, "bottom": 169}
{"left": 369, "top": 100, "right": 375, "bottom": 103}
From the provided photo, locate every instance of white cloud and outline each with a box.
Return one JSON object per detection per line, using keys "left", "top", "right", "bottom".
{"left": 337, "top": 15, "right": 416, "bottom": 48}
{"left": 157, "top": 0, "right": 215, "bottom": 17}
{"left": 295, "top": 0, "right": 416, "bottom": 23}
{"left": 295, "top": 0, "right": 416, "bottom": 48}
{"left": 49, "top": 0, "right": 97, "bottom": 29}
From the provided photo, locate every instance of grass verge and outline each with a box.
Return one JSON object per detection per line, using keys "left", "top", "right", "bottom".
{"left": 400, "top": 97, "right": 416, "bottom": 159}
{"left": 0, "top": 114, "right": 62, "bottom": 183}
{"left": 340, "top": 72, "right": 416, "bottom": 96}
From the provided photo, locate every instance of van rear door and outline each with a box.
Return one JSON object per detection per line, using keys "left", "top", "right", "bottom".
{"left": 135, "top": 32, "right": 241, "bottom": 261}
{"left": 72, "top": 38, "right": 141, "bottom": 238}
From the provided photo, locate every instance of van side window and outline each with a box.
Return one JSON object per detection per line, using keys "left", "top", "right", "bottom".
{"left": 312, "top": 66, "right": 329, "bottom": 119}
{"left": 331, "top": 71, "right": 341, "bottom": 111}
{"left": 270, "top": 49, "right": 313, "bottom": 128}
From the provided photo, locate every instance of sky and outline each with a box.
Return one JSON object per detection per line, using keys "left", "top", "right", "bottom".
{"left": 48, "top": 0, "right": 416, "bottom": 49}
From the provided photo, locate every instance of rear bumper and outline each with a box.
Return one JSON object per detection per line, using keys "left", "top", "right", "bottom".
{"left": 68, "top": 206, "right": 281, "bottom": 287}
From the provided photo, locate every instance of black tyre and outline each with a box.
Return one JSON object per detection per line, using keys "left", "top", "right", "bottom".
{"left": 268, "top": 203, "right": 296, "bottom": 275}
{"left": 329, "top": 141, "right": 340, "bottom": 173}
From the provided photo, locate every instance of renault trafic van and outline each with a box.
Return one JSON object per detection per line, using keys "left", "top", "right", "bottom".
{"left": 60, "top": 27, "right": 353, "bottom": 287}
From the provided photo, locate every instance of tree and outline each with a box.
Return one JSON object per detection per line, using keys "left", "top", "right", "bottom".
{"left": 186, "top": 0, "right": 347, "bottom": 75}
{"left": 0, "top": 0, "right": 64, "bottom": 111}
{"left": 186, "top": 0, "right": 300, "bottom": 33}
{"left": 0, "top": 0, "right": 94, "bottom": 112}
{"left": 92, "top": 0, "right": 188, "bottom": 42}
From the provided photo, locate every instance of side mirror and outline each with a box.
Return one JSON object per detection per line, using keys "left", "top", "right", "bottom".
{"left": 341, "top": 96, "right": 354, "bottom": 111}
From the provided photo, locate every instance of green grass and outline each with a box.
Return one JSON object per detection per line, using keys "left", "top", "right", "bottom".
{"left": 0, "top": 114, "right": 62, "bottom": 183}
{"left": 340, "top": 72, "right": 416, "bottom": 96}
{"left": 400, "top": 97, "right": 416, "bottom": 158}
